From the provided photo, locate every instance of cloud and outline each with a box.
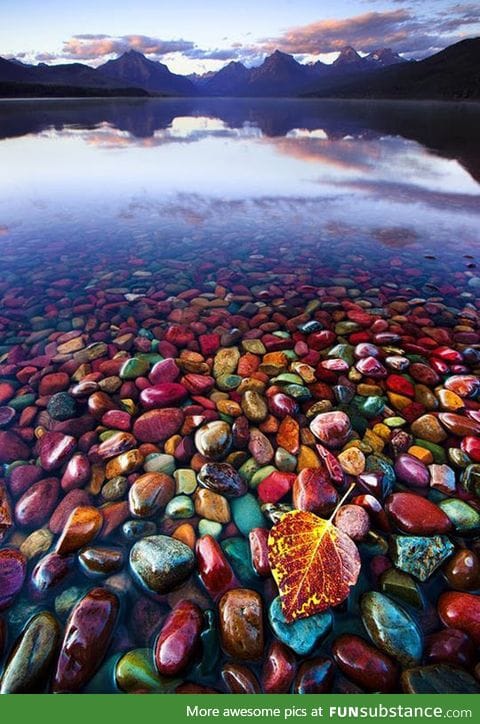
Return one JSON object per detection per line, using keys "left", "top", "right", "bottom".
{"left": 59, "top": 34, "right": 195, "bottom": 62}
{"left": 260, "top": 5, "right": 480, "bottom": 57}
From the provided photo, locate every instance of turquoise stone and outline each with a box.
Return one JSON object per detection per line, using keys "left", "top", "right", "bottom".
{"left": 221, "top": 537, "right": 257, "bottom": 584}
{"left": 361, "top": 591, "right": 423, "bottom": 667}
{"left": 390, "top": 535, "right": 454, "bottom": 581}
{"left": 230, "top": 493, "right": 265, "bottom": 536}
{"left": 438, "top": 498, "right": 480, "bottom": 533}
{"left": 268, "top": 596, "right": 332, "bottom": 656}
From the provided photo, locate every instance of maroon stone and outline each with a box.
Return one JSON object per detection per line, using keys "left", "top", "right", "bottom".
{"left": 154, "top": 600, "right": 203, "bottom": 676}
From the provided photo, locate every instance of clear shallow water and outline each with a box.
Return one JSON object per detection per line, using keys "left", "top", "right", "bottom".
{"left": 1, "top": 98, "right": 480, "bottom": 694}
{"left": 0, "top": 98, "right": 479, "bottom": 257}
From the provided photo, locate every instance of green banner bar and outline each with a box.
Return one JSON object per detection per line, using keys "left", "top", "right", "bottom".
{"left": 0, "top": 694, "right": 478, "bottom": 724}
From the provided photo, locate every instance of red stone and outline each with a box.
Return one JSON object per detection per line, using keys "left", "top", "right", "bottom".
{"left": 196, "top": 535, "right": 238, "bottom": 602}
{"left": 261, "top": 640, "right": 297, "bottom": 693}
{"left": 154, "top": 600, "right": 203, "bottom": 676}
{"left": 385, "top": 492, "right": 452, "bottom": 535}
{"left": 248, "top": 527, "right": 271, "bottom": 577}
{"left": 424, "top": 629, "right": 476, "bottom": 669}
{"left": 139, "top": 383, "right": 188, "bottom": 409}
{"left": 333, "top": 634, "right": 399, "bottom": 692}
{"left": 38, "top": 432, "right": 76, "bottom": 472}
{"left": 438, "top": 591, "right": 480, "bottom": 644}
{"left": 15, "top": 477, "right": 59, "bottom": 529}
{"left": 0, "top": 431, "right": 30, "bottom": 463}
{"left": 133, "top": 408, "right": 184, "bottom": 443}
{"left": 257, "top": 471, "right": 296, "bottom": 504}
{"left": 293, "top": 467, "right": 338, "bottom": 516}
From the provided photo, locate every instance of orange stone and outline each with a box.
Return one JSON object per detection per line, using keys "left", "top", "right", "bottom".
{"left": 56, "top": 506, "right": 103, "bottom": 555}
{"left": 277, "top": 416, "right": 300, "bottom": 455}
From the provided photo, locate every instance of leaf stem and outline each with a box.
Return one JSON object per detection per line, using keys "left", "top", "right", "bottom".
{"left": 328, "top": 481, "right": 356, "bottom": 523}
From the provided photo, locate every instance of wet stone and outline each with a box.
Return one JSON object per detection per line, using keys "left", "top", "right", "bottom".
{"left": 268, "top": 596, "right": 332, "bottom": 656}
{"left": 390, "top": 535, "right": 454, "bottom": 582}
{"left": 130, "top": 535, "right": 195, "bottom": 595}
{"left": 361, "top": 591, "right": 423, "bottom": 667}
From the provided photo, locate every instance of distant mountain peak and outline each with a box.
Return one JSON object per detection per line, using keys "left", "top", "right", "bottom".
{"left": 333, "top": 46, "right": 363, "bottom": 66}
{"left": 366, "top": 48, "right": 405, "bottom": 66}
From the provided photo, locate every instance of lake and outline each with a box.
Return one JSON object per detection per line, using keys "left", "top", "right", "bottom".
{"left": 1, "top": 98, "right": 480, "bottom": 695}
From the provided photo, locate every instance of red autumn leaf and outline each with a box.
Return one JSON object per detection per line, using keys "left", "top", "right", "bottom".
{"left": 268, "top": 509, "right": 361, "bottom": 622}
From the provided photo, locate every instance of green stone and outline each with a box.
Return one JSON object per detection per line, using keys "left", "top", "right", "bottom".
{"left": 438, "top": 498, "right": 480, "bottom": 533}
{"left": 268, "top": 596, "right": 332, "bottom": 656}
{"left": 216, "top": 374, "right": 242, "bottom": 391}
{"left": 238, "top": 457, "right": 260, "bottom": 482}
{"left": 119, "top": 357, "right": 149, "bottom": 379}
{"left": 402, "top": 665, "right": 480, "bottom": 694}
{"left": 231, "top": 493, "right": 264, "bottom": 536}
{"left": 384, "top": 416, "right": 406, "bottom": 428}
{"left": 361, "top": 591, "right": 423, "bottom": 667}
{"left": 83, "top": 654, "right": 122, "bottom": 693}
{"left": 283, "top": 384, "right": 311, "bottom": 400}
{"left": 272, "top": 373, "right": 304, "bottom": 386}
{"left": 241, "top": 339, "right": 266, "bottom": 355}
{"left": 198, "top": 519, "right": 222, "bottom": 538}
{"left": 144, "top": 453, "right": 176, "bottom": 475}
{"left": 275, "top": 447, "right": 297, "bottom": 472}
{"left": 221, "top": 537, "right": 257, "bottom": 584}
{"left": 379, "top": 568, "right": 424, "bottom": 609}
{"left": 414, "top": 439, "right": 446, "bottom": 464}
{"left": 115, "top": 649, "right": 179, "bottom": 693}
{"left": 390, "top": 535, "right": 454, "bottom": 581}
{"left": 193, "top": 610, "right": 220, "bottom": 678}
{"left": 461, "top": 464, "right": 480, "bottom": 497}
{"left": 448, "top": 447, "right": 470, "bottom": 468}
{"left": 165, "top": 495, "right": 195, "bottom": 519}
{"left": 250, "top": 465, "right": 277, "bottom": 488}
{"left": 173, "top": 468, "right": 197, "bottom": 494}
{"left": 9, "top": 394, "right": 36, "bottom": 411}
{"left": 365, "top": 454, "right": 395, "bottom": 495}
{"left": 355, "top": 395, "right": 385, "bottom": 419}
{"left": 335, "top": 321, "right": 361, "bottom": 335}
{"left": 328, "top": 344, "right": 354, "bottom": 365}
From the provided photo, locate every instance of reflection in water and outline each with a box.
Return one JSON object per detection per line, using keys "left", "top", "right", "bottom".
{"left": 0, "top": 97, "right": 479, "bottom": 259}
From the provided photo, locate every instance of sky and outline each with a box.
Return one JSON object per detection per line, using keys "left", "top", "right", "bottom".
{"left": 1, "top": 0, "right": 479, "bottom": 74}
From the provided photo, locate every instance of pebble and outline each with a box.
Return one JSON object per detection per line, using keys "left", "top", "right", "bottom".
{"left": 268, "top": 596, "right": 332, "bottom": 656}
{"left": 361, "top": 591, "right": 423, "bottom": 667}
{"left": 219, "top": 588, "right": 264, "bottom": 660}
{"left": 130, "top": 535, "right": 195, "bottom": 595}
{"left": 333, "top": 634, "right": 399, "bottom": 692}
{"left": 197, "top": 462, "right": 247, "bottom": 497}
{"left": 438, "top": 592, "right": 480, "bottom": 644}
{"left": 128, "top": 472, "right": 175, "bottom": 517}
{"left": 385, "top": 492, "right": 452, "bottom": 535}
{"left": 154, "top": 600, "right": 203, "bottom": 676}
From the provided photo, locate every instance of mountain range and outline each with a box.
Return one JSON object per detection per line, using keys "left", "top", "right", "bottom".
{"left": 0, "top": 37, "right": 478, "bottom": 99}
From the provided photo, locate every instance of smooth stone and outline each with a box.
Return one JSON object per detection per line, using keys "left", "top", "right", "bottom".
{"left": 133, "top": 408, "right": 183, "bottom": 443}
{"left": 0, "top": 431, "right": 31, "bottom": 463}
{"left": 332, "top": 634, "right": 399, "bottom": 692}
{"left": 438, "top": 591, "right": 480, "bottom": 644}
{"left": 144, "top": 453, "right": 176, "bottom": 475}
{"left": 61, "top": 453, "right": 91, "bottom": 492}
{"left": 334, "top": 504, "right": 370, "bottom": 541}
{"left": 261, "top": 640, "right": 297, "bottom": 693}
{"left": 361, "top": 591, "right": 423, "bottom": 667}
{"left": 438, "top": 498, "right": 480, "bottom": 533}
{"left": 385, "top": 492, "right": 452, "bottom": 535}
{"left": 394, "top": 453, "right": 430, "bottom": 488}
{"left": 390, "top": 534, "right": 454, "bottom": 581}
{"left": 379, "top": 568, "right": 423, "bottom": 609}
{"left": 19, "top": 528, "right": 53, "bottom": 560}
{"left": 53, "top": 588, "right": 119, "bottom": 693}
{"left": 101, "top": 475, "right": 128, "bottom": 501}
{"left": 149, "top": 358, "right": 180, "bottom": 385}
{"left": 119, "top": 357, "right": 150, "bottom": 379}
{"left": 221, "top": 663, "right": 261, "bottom": 694}
{"left": 128, "top": 472, "right": 175, "bottom": 517}
{"left": 140, "top": 383, "right": 188, "bottom": 409}
{"left": 30, "top": 551, "right": 74, "bottom": 599}
{"left": 0, "top": 548, "right": 27, "bottom": 609}
{"left": 310, "top": 411, "right": 352, "bottom": 448}
{"left": 7, "top": 464, "right": 43, "bottom": 497}
{"left": 231, "top": 493, "right": 265, "bottom": 536}
{"left": 196, "top": 535, "right": 238, "bottom": 601}
{"left": 105, "top": 449, "right": 144, "bottom": 478}
{"left": 198, "top": 519, "right": 222, "bottom": 538}
{"left": 78, "top": 546, "right": 124, "bottom": 577}
{"left": 268, "top": 596, "right": 332, "bottom": 656}
{"left": 174, "top": 468, "right": 197, "bottom": 494}
{"left": 96, "top": 432, "right": 137, "bottom": 460}
{"left": 257, "top": 470, "right": 296, "bottom": 504}
{"left": 411, "top": 414, "right": 447, "bottom": 443}
{"left": 219, "top": 588, "right": 264, "bottom": 660}
{"left": 116, "top": 648, "right": 179, "bottom": 693}
{"left": 402, "top": 664, "right": 480, "bottom": 694}
{"left": 439, "top": 413, "right": 480, "bottom": 437}
{"left": 337, "top": 448, "right": 366, "bottom": 476}
{"left": 198, "top": 462, "right": 247, "bottom": 497}
{"left": 154, "top": 600, "right": 203, "bottom": 676}
{"left": 241, "top": 390, "right": 268, "bottom": 422}
{"left": 424, "top": 629, "right": 476, "bottom": 669}
{"left": 248, "top": 527, "right": 270, "bottom": 577}
{"left": 38, "top": 432, "right": 76, "bottom": 472}
{"left": 130, "top": 535, "right": 195, "bottom": 595}
{"left": 49, "top": 489, "right": 92, "bottom": 534}
{"left": 195, "top": 488, "right": 230, "bottom": 524}
{"left": 15, "top": 477, "right": 59, "bottom": 529}
{"left": 165, "top": 495, "right": 195, "bottom": 519}
{"left": 443, "top": 549, "right": 480, "bottom": 591}
{"left": 221, "top": 537, "right": 257, "bottom": 586}
{"left": 195, "top": 420, "right": 232, "bottom": 460}
{"left": 292, "top": 467, "right": 338, "bottom": 516}
{"left": 293, "top": 657, "right": 334, "bottom": 694}
{"left": 122, "top": 520, "right": 157, "bottom": 541}
{"left": 56, "top": 506, "right": 103, "bottom": 555}
{"left": 0, "top": 611, "right": 61, "bottom": 693}
{"left": 248, "top": 428, "right": 274, "bottom": 465}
